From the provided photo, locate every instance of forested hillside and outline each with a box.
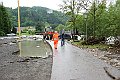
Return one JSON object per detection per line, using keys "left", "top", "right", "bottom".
{"left": 7, "top": 6, "right": 68, "bottom": 28}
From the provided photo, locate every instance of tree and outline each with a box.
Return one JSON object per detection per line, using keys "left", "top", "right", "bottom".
{"left": 55, "top": 24, "right": 65, "bottom": 32}
{"left": 85, "top": 0, "right": 98, "bottom": 37}
{"left": 75, "top": 15, "right": 84, "bottom": 34}
{"left": 84, "top": 0, "right": 120, "bottom": 38}
{"left": 60, "top": 0, "right": 85, "bottom": 40}
{"left": 104, "top": 0, "right": 120, "bottom": 37}
{"left": 0, "top": 4, "right": 4, "bottom": 36}
{"left": 0, "top": 4, "right": 12, "bottom": 36}
{"left": 82, "top": 0, "right": 109, "bottom": 37}
{"left": 35, "top": 21, "right": 45, "bottom": 32}
{"left": 60, "top": 0, "right": 75, "bottom": 30}
{"left": 114, "top": 0, "right": 120, "bottom": 36}
{"left": 59, "top": 0, "right": 120, "bottom": 42}
{"left": 95, "top": 0, "right": 108, "bottom": 37}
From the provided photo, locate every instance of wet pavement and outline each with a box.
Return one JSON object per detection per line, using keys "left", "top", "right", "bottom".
{"left": 47, "top": 40, "right": 120, "bottom": 80}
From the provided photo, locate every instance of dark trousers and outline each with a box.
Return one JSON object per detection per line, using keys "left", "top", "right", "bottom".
{"left": 61, "top": 39, "right": 65, "bottom": 46}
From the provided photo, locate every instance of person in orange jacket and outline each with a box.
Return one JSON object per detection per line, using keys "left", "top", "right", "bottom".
{"left": 52, "top": 31, "right": 59, "bottom": 49}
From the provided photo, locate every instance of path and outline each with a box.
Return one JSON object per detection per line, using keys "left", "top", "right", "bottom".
{"left": 47, "top": 40, "right": 120, "bottom": 80}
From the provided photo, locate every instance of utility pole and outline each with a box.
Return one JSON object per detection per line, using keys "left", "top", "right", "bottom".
{"left": 18, "top": 0, "right": 21, "bottom": 38}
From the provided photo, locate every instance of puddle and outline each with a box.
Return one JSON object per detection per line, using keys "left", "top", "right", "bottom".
{"left": 18, "top": 40, "right": 52, "bottom": 58}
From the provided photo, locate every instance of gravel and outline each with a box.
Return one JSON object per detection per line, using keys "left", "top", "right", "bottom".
{"left": 84, "top": 48, "right": 120, "bottom": 70}
{"left": 70, "top": 41, "right": 120, "bottom": 70}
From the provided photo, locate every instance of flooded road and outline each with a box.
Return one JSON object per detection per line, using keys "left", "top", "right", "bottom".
{"left": 0, "top": 38, "right": 53, "bottom": 80}
{"left": 18, "top": 40, "right": 52, "bottom": 58}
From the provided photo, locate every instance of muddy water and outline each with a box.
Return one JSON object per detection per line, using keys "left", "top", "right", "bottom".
{"left": 18, "top": 40, "right": 52, "bottom": 58}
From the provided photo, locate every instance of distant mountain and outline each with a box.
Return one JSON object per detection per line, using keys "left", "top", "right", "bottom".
{"left": 7, "top": 6, "right": 68, "bottom": 29}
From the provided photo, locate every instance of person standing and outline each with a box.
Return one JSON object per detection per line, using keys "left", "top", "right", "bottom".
{"left": 52, "top": 31, "right": 59, "bottom": 49}
{"left": 61, "top": 33, "right": 65, "bottom": 46}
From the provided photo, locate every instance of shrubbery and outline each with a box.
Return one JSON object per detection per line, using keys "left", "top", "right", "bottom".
{"left": 0, "top": 31, "right": 5, "bottom": 36}
{"left": 81, "top": 36, "right": 106, "bottom": 45}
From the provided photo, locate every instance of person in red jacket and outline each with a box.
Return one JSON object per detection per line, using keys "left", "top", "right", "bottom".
{"left": 52, "top": 31, "right": 59, "bottom": 49}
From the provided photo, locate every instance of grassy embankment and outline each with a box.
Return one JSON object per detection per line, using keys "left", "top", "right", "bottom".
{"left": 71, "top": 40, "right": 109, "bottom": 50}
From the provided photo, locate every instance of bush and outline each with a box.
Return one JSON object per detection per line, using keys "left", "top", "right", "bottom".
{"left": 28, "top": 30, "right": 35, "bottom": 35}
{"left": 0, "top": 31, "right": 5, "bottom": 36}
{"left": 81, "top": 36, "right": 106, "bottom": 45}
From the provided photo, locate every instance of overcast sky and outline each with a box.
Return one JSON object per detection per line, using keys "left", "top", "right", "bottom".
{"left": 0, "top": 0, "right": 63, "bottom": 10}
{"left": 0, "top": 0, "right": 115, "bottom": 10}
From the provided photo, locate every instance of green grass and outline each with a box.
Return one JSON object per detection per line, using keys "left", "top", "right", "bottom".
{"left": 71, "top": 40, "right": 109, "bottom": 49}
{"left": 17, "top": 32, "right": 35, "bottom": 36}
{"left": 21, "top": 33, "right": 31, "bottom": 35}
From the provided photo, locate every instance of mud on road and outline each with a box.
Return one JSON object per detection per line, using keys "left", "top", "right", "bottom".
{"left": 77, "top": 46, "right": 120, "bottom": 70}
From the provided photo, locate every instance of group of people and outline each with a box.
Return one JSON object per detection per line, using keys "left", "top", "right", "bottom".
{"left": 52, "top": 31, "right": 65, "bottom": 49}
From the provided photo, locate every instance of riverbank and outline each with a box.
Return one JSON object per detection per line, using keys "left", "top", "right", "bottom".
{"left": 71, "top": 41, "right": 120, "bottom": 70}
{"left": 0, "top": 38, "right": 53, "bottom": 80}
